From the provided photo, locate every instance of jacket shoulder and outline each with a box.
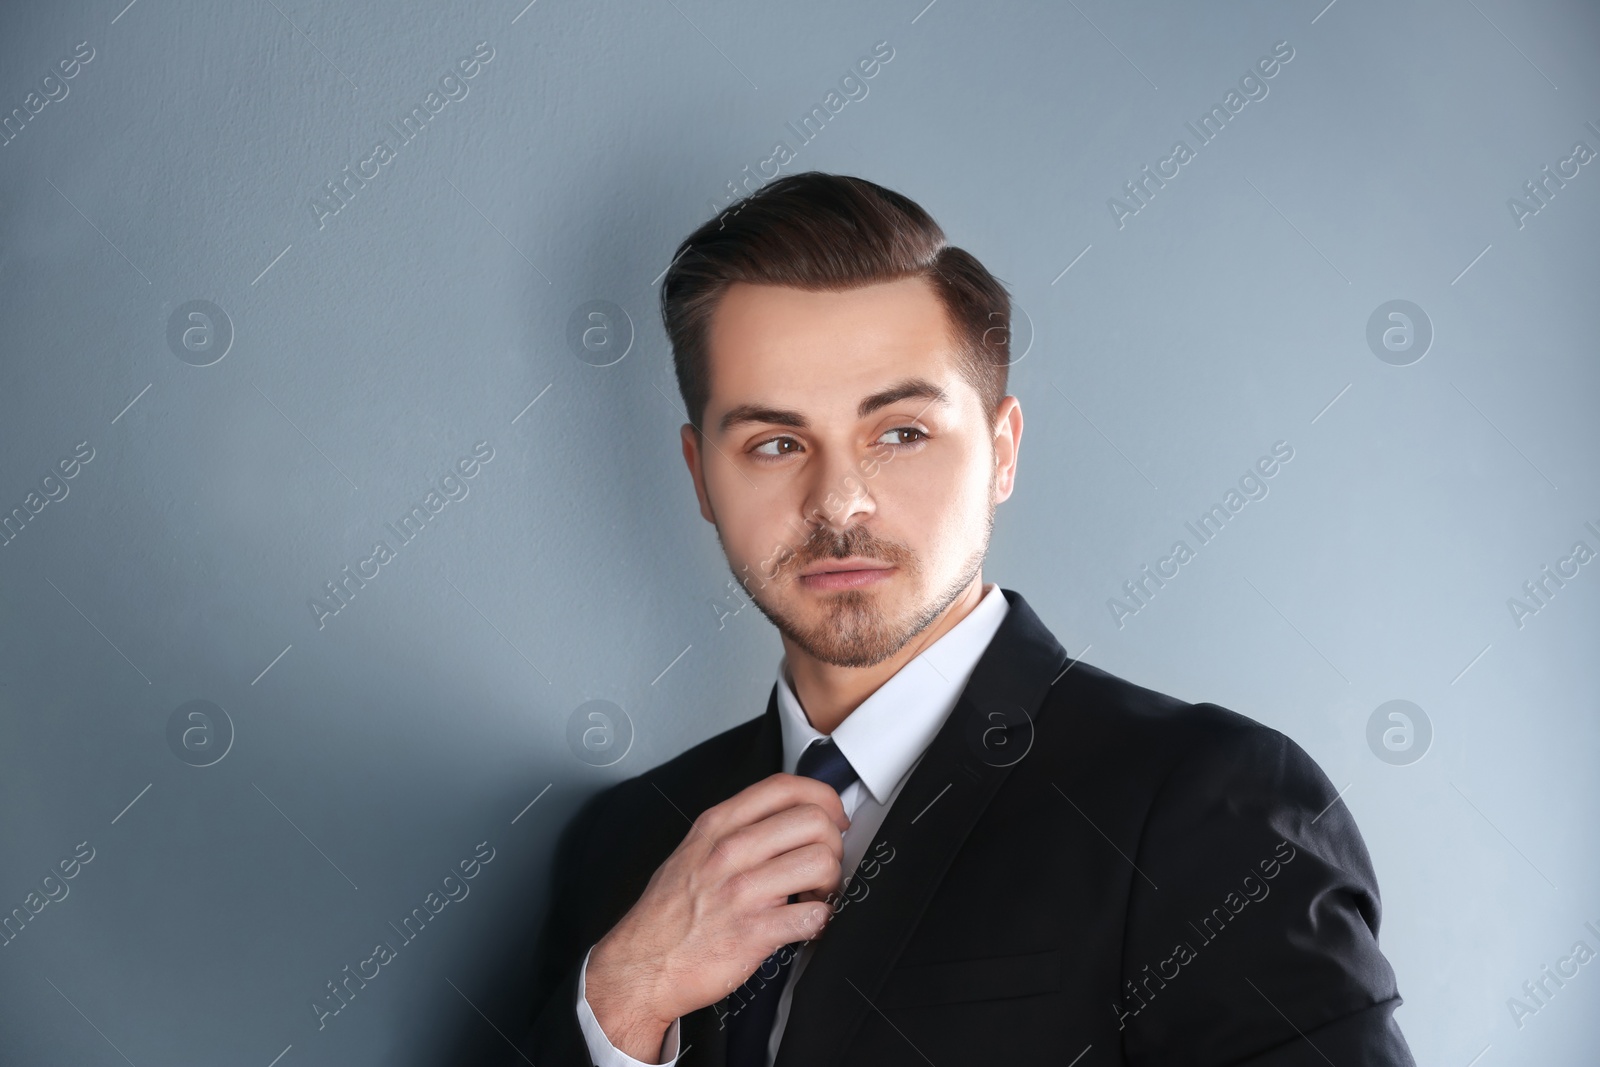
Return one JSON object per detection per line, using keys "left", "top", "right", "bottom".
{"left": 1039, "top": 659, "right": 1349, "bottom": 843}
{"left": 1051, "top": 657, "right": 1295, "bottom": 764}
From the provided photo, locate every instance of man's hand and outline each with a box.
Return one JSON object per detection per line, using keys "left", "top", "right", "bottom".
{"left": 584, "top": 773, "right": 850, "bottom": 1062}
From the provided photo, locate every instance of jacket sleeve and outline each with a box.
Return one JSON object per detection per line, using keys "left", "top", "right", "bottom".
{"left": 1117, "top": 708, "right": 1416, "bottom": 1066}
{"left": 508, "top": 785, "right": 619, "bottom": 1067}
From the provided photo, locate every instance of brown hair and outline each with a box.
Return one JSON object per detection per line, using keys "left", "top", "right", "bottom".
{"left": 660, "top": 171, "right": 1012, "bottom": 434}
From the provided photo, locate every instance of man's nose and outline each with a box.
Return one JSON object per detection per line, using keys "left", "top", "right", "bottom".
{"left": 800, "top": 445, "right": 875, "bottom": 534}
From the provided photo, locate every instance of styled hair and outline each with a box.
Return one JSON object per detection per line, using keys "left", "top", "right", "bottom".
{"left": 660, "top": 172, "right": 1012, "bottom": 434}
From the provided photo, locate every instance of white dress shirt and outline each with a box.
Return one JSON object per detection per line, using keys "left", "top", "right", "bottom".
{"left": 577, "top": 583, "right": 1011, "bottom": 1067}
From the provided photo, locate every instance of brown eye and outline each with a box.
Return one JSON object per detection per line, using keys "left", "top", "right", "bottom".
{"left": 877, "top": 427, "right": 926, "bottom": 446}
{"left": 752, "top": 436, "right": 801, "bottom": 457}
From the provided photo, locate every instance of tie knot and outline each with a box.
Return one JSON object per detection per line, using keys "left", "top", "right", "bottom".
{"left": 796, "top": 737, "right": 858, "bottom": 795}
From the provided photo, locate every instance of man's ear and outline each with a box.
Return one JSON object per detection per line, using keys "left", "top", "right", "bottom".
{"left": 991, "top": 395, "right": 1023, "bottom": 503}
{"left": 680, "top": 423, "right": 717, "bottom": 523}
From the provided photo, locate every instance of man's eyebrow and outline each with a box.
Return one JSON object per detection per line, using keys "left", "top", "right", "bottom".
{"left": 858, "top": 377, "right": 949, "bottom": 418}
{"left": 718, "top": 404, "right": 808, "bottom": 435}
{"left": 714, "top": 377, "right": 950, "bottom": 436}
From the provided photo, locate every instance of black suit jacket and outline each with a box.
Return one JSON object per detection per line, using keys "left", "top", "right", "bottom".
{"left": 512, "top": 588, "right": 1415, "bottom": 1066}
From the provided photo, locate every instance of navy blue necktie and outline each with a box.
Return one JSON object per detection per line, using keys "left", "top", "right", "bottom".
{"left": 723, "top": 737, "right": 858, "bottom": 1067}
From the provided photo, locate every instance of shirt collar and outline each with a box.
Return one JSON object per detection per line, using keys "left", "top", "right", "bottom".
{"left": 775, "top": 583, "right": 1010, "bottom": 805}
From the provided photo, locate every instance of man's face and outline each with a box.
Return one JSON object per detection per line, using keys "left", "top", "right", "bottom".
{"left": 680, "top": 275, "right": 1021, "bottom": 668}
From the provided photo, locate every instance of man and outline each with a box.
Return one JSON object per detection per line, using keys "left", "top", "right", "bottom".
{"left": 512, "top": 172, "right": 1414, "bottom": 1065}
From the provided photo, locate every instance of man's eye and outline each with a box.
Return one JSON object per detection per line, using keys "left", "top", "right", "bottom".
{"left": 752, "top": 436, "right": 801, "bottom": 457}
{"left": 751, "top": 429, "right": 922, "bottom": 458}
{"left": 877, "top": 427, "right": 927, "bottom": 446}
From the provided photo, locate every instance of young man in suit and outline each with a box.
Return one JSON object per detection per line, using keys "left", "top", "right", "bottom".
{"left": 513, "top": 172, "right": 1415, "bottom": 1066}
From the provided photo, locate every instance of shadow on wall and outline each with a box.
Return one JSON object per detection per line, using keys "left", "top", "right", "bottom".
{"left": 432, "top": 139, "right": 754, "bottom": 1065}
{"left": 431, "top": 785, "right": 605, "bottom": 1067}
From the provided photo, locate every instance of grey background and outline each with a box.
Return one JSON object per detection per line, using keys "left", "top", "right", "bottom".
{"left": 1, "top": 0, "right": 1597, "bottom": 1063}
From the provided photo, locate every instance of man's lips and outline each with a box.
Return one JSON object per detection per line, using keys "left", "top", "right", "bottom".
{"left": 800, "top": 555, "right": 893, "bottom": 576}
{"left": 798, "top": 557, "right": 896, "bottom": 591}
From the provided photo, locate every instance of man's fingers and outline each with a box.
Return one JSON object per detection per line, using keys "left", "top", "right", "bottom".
{"left": 697, "top": 773, "right": 849, "bottom": 837}
{"left": 760, "top": 898, "right": 836, "bottom": 950}
{"left": 740, "top": 841, "right": 845, "bottom": 906}
{"left": 716, "top": 804, "right": 845, "bottom": 873}
{"left": 708, "top": 840, "right": 845, "bottom": 920}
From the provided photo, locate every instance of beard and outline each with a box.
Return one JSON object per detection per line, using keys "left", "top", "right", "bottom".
{"left": 727, "top": 477, "right": 996, "bottom": 669}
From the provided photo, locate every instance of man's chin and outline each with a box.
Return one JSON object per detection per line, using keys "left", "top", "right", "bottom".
{"left": 789, "top": 628, "right": 909, "bottom": 669}
{"left": 764, "top": 588, "right": 917, "bottom": 669}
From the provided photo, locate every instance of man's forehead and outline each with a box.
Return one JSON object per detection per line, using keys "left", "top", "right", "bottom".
{"left": 707, "top": 276, "right": 949, "bottom": 345}
{"left": 703, "top": 277, "right": 965, "bottom": 428}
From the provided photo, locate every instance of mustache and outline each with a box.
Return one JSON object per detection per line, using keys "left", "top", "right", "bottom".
{"left": 782, "top": 522, "right": 915, "bottom": 574}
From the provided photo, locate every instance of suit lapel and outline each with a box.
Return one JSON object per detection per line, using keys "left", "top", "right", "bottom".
{"left": 772, "top": 588, "right": 1069, "bottom": 1067}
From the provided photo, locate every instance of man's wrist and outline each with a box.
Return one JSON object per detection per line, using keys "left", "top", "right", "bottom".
{"left": 585, "top": 937, "right": 676, "bottom": 1061}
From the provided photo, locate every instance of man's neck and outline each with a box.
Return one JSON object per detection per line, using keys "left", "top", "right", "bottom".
{"left": 783, "top": 573, "right": 988, "bottom": 735}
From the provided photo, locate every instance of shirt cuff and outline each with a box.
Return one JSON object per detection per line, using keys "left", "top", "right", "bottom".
{"left": 576, "top": 943, "right": 682, "bottom": 1066}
